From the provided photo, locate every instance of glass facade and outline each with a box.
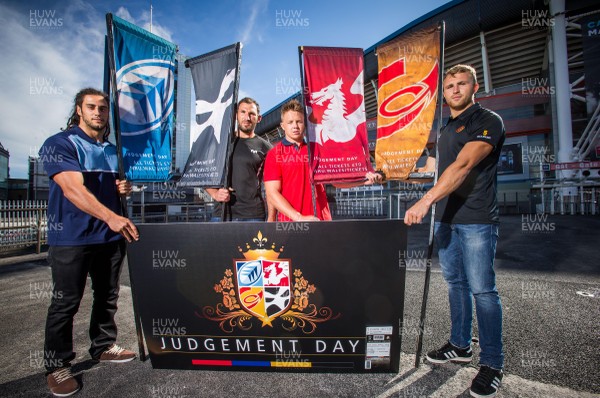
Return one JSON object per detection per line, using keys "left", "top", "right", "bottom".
{"left": 0, "top": 145, "right": 9, "bottom": 200}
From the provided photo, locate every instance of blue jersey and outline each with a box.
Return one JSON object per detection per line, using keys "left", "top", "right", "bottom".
{"left": 40, "top": 126, "right": 123, "bottom": 246}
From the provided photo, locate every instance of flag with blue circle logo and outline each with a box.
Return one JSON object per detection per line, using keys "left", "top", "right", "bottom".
{"left": 108, "top": 14, "right": 176, "bottom": 181}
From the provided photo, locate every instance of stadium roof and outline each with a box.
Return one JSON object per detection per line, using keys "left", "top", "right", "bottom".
{"left": 256, "top": 0, "right": 599, "bottom": 136}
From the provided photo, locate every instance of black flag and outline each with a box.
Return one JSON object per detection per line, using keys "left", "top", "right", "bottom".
{"left": 179, "top": 43, "right": 241, "bottom": 187}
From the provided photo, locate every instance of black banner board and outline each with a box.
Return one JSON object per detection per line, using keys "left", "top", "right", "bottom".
{"left": 127, "top": 220, "right": 406, "bottom": 372}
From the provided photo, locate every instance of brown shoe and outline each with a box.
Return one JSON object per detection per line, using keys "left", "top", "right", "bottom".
{"left": 97, "top": 344, "right": 136, "bottom": 363}
{"left": 47, "top": 367, "right": 80, "bottom": 397}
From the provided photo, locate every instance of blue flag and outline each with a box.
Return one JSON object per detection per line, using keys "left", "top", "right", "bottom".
{"left": 108, "top": 14, "right": 176, "bottom": 181}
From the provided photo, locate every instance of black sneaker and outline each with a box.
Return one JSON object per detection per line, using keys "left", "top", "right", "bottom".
{"left": 470, "top": 365, "right": 503, "bottom": 397}
{"left": 426, "top": 341, "right": 472, "bottom": 364}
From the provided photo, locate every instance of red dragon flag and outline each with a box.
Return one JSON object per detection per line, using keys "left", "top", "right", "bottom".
{"left": 375, "top": 26, "right": 441, "bottom": 180}
{"left": 302, "top": 47, "right": 373, "bottom": 184}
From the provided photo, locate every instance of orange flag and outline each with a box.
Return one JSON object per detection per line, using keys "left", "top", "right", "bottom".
{"left": 375, "top": 26, "right": 440, "bottom": 180}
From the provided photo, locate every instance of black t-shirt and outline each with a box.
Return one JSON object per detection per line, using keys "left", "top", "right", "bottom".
{"left": 433, "top": 103, "right": 505, "bottom": 224}
{"left": 214, "top": 135, "right": 272, "bottom": 220}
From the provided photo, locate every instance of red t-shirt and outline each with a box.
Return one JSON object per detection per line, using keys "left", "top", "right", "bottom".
{"left": 264, "top": 139, "right": 331, "bottom": 221}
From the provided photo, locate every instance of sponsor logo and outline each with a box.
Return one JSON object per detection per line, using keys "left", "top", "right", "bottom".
{"left": 477, "top": 129, "right": 491, "bottom": 140}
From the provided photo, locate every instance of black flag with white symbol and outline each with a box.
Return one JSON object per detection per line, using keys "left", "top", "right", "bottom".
{"left": 179, "top": 43, "right": 241, "bottom": 187}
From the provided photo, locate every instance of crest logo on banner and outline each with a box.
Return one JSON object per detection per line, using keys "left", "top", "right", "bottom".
{"left": 202, "top": 232, "right": 339, "bottom": 332}
{"left": 309, "top": 73, "right": 364, "bottom": 145}
{"left": 235, "top": 259, "right": 291, "bottom": 326}
{"left": 194, "top": 68, "right": 236, "bottom": 144}
{"left": 377, "top": 59, "right": 438, "bottom": 139}
{"left": 117, "top": 61, "right": 175, "bottom": 136}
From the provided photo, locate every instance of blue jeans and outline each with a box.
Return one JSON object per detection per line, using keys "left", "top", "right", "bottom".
{"left": 435, "top": 222, "right": 504, "bottom": 369}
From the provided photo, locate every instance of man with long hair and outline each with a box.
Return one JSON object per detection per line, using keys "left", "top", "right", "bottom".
{"left": 40, "top": 88, "right": 139, "bottom": 397}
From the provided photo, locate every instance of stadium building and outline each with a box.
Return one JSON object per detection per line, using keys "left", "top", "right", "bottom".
{"left": 255, "top": 0, "right": 600, "bottom": 217}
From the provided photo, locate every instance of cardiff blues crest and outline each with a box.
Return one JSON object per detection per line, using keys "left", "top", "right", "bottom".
{"left": 202, "top": 231, "right": 338, "bottom": 333}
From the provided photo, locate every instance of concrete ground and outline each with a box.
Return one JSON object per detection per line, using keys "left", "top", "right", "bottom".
{"left": 0, "top": 214, "right": 598, "bottom": 397}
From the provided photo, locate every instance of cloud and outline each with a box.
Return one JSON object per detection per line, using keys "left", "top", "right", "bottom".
{"left": 0, "top": 1, "right": 106, "bottom": 179}
{"left": 239, "top": 0, "right": 268, "bottom": 45}
{"left": 0, "top": 1, "right": 176, "bottom": 179}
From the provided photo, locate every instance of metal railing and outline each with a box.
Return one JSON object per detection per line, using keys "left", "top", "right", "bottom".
{"left": 531, "top": 181, "right": 600, "bottom": 215}
{"left": 331, "top": 187, "right": 427, "bottom": 219}
{"left": 3, "top": 183, "right": 596, "bottom": 257}
{"left": 127, "top": 202, "right": 216, "bottom": 223}
{"left": 0, "top": 200, "right": 47, "bottom": 254}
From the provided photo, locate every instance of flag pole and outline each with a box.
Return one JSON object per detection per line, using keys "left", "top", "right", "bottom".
{"left": 106, "top": 14, "right": 125, "bottom": 182}
{"left": 221, "top": 42, "right": 243, "bottom": 222}
{"left": 415, "top": 20, "right": 445, "bottom": 368}
{"left": 105, "top": 13, "right": 147, "bottom": 361}
{"left": 298, "top": 46, "right": 318, "bottom": 218}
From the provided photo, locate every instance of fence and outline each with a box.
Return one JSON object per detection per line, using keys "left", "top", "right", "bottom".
{"left": 331, "top": 187, "right": 427, "bottom": 219}
{"left": 128, "top": 202, "right": 215, "bottom": 223}
{"left": 2, "top": 184, "right": 597, "bottom": 255}
{"left": 0, "top": 201, "right": 47, "bottom": 254}
{"left": 531, "top": 181, "right": 600, "bottom": 215}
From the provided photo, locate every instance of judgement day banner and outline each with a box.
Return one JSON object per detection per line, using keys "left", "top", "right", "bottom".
{"left": 127, "top": 221, "right": 406, "bottom": 372}
{"left": 107, "top": 14, "right": 177, "bottom": 181}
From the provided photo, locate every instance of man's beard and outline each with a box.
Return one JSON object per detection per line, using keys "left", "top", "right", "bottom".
{"left": 82, "top": 116, "right": 107, "bottom": 132}
{"left": 238, "top": 123, "right": 255, "bottom": 134}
